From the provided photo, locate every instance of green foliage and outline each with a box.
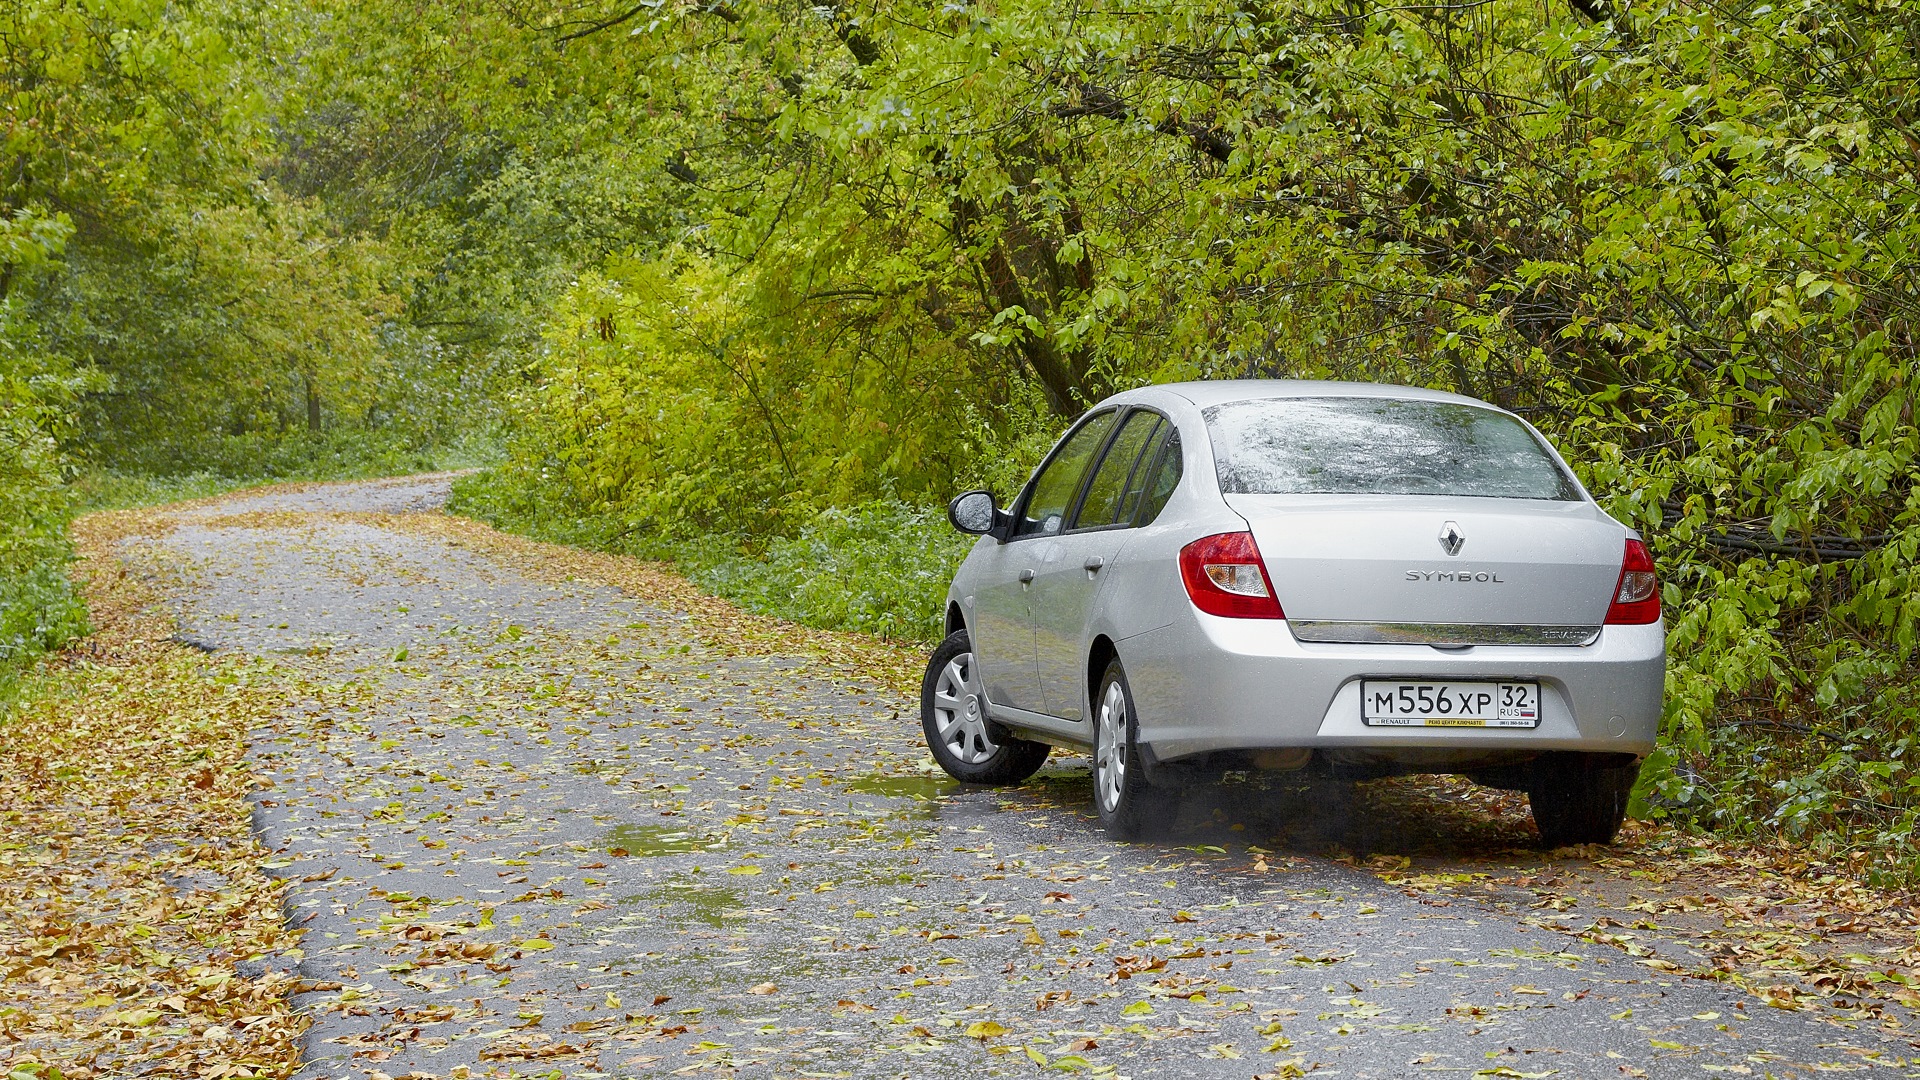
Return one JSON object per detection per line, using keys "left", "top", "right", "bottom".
{"left": 0, "top": 192, "right": 85, "bottom": 688}
{"left": 0, "top": 309, "right": 87, "bottom": 688}
{"left": 49, "top": 192, "right": 402, "bottom": 470}
{"left": 0, "top": 0, "right": 502, "bottom": 685}
{"left": 686, "top": 500, "right": 976, "bottom": 643}
{"left": 465, "top": 253, "right": 1060, "bottom": 542}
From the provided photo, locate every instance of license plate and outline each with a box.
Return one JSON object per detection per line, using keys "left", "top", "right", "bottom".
{"left": 1361, "top": 680, "right": 1540, "bottom": 728}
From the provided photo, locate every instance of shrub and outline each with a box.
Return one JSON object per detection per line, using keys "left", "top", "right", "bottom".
{"left": 686, "top": 500, "right": 976, "bottom": 644}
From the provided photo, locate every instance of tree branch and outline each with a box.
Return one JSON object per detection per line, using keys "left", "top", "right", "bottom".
{"left": 557, "top": 0, "right": 738, "bottom": 43}
{"left": 1564, "top": 0, "right": 1612, "bottom": 23}
{"left": 827, "top": 4, "right": 882, "bottom": 66}
{"left": 1053, "top": 83, "right": 1233, "bottom": 163}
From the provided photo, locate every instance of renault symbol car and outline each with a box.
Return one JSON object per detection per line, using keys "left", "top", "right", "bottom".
{"left": 920, "top": 381, "right": 1664, "bottom": 845}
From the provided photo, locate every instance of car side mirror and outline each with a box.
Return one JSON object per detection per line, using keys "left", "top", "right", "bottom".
{"left": 948, "top": 490, "right": 998, "bottom": 535}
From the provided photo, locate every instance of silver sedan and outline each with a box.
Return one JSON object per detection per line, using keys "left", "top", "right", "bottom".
{"left": 921, "top": 381, "right": 1664, "bottom": 845}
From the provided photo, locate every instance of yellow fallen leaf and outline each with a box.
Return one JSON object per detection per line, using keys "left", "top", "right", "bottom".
{"left": 965, "top": 1020, "right": 1009, "bottom": 1040}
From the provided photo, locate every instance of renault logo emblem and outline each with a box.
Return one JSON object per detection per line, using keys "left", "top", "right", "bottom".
{"left": 1438, "top": 521, "right": 1465, "bottom": 557}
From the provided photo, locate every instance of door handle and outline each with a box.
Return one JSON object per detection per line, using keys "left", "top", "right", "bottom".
{"left": 1083, "top": 556, "right": 1105, "bottom": 572}
{"left": 1018, "top": 569, "right": 1035, "bottom": 585}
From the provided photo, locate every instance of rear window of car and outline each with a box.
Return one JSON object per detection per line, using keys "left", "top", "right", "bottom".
{"left": 1202, "top": 397, "right": 1582, "bottom": 500}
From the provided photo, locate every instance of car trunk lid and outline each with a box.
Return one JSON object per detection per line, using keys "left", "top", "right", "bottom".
{"left": 1225, "top": 494, "right": 1626, "bottom": 642}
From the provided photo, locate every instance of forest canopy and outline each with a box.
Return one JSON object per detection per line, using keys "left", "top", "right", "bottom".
{"left": 4, "top": 0, "right": 1919, "bottom": 874}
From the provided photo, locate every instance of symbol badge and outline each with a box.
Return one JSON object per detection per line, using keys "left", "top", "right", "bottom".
{"left": 1438, "top": 520, "right": 1466, "bottom": 557}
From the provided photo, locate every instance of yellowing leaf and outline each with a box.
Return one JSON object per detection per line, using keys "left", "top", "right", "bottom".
{"left": 965, "top": 1020, "right": 1009, "bottom": 1040}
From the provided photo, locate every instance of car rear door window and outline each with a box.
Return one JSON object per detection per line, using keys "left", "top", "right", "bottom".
{"left": 1130, "top": 428, "right": 1182, "bottom": 525}
{"left": 1017, "top": 411, "right": 1117, "bottom": 537}
{"left": 1204, "top": 397, "right": 1581, "bottom": 500}
{"left": 1070, "top": 411, "right": 1163, "bottom": 529}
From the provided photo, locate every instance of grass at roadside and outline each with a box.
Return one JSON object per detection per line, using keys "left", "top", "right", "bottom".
{"left": 0, "top": 515, "right": 311, "bottom": 1079}
{"left": 383, "top": 509, "right": 929, "bottom": 692}
{"left": 448, "top": 474, "right": 972, "bottom": 647}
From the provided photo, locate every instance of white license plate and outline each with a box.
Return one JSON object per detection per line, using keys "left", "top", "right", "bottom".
{"left": 1361, "top": 680, "right": 1540, "bottom": 728}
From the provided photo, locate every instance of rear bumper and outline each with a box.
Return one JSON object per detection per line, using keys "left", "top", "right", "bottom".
{"left": 1123, "top": 613, "right": 1663, "bottom": 763}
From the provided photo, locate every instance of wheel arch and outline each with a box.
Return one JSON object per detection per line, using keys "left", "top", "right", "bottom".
{"left": 946, "top": 601, "right": 968, "bottom": 639}
{"left": 1086, "top": 634, "right": 1119, "bottom": 717}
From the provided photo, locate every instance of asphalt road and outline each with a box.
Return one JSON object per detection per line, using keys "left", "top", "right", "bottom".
{"left": 129, "top": 476, "right": 1920, "bottom": 1079}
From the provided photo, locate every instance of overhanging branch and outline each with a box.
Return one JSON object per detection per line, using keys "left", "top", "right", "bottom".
{"left": 1053, "top": 83, "right": 1233, "bottom": 164}
{"left": 556, "top": 0, "right": 739, "bottom": 42}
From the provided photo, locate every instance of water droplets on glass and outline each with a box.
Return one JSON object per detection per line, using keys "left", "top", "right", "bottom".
{"left": 1203, "top": 397, "right": 1581, "bottom": 500}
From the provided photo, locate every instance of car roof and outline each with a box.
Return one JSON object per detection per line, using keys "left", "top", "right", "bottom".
{"left": 1144, "top": 379, "right": 1495, "bottom": 410}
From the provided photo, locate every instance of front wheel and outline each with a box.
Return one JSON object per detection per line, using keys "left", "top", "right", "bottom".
{"left": 921, "top": 630, "right": 1049, "bottom": 785}
{"left": 1526, "top": 752, "right": 1640, "bottom": 847}
{"left": 1092, "top": 660, "right": 1168, "bottom": 839}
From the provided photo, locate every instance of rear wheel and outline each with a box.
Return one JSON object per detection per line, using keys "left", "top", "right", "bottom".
{"left": 921, "top": 630, "right": 1049, "bottom": 785}
{"left": 1526, "top": 752, "right": 1640, "bottom": 847}
{"left": 1092, "top": 660, "right": 1167, "bottom": 839}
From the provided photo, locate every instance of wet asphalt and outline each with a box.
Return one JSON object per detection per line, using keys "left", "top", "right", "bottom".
{"left": 128, "top": 476, "right": 1920, "bottom": 1079}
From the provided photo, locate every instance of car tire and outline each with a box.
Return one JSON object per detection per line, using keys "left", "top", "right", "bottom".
{"left": 921, "top": 630, "right": 1050, "bottom": 785}
{"left": 1092, "top": 659, "right": 1166, "bottom": 840}
{"left": 1526, "top": 752, "right": 1640, "bottom": 847}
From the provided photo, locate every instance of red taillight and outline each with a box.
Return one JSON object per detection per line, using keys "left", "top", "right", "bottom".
{"left": 1179, "top": 531, "right": 1284, "bottom": 619}
{"left": 1605, "top": 538, "right": 1661, "bottom": 625}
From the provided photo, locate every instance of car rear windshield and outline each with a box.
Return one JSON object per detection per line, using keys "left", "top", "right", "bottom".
{"left": 1203, "top": 397, "right": 1583, "bottom": 500}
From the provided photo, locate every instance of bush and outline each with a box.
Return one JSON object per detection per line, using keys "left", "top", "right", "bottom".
{"left": 0, "top": 348, "right": 86, "bottom": 691}
{"left": 686, "top": 500, "right": 976, "bottom": 644}
{"left": 452, "top": 466, "right": 976, "bottom": 645}
{"left": 0, "top": 553, "right": 86, "bottom": 688}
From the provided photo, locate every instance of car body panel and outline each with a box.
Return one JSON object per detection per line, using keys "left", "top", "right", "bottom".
{"left": 1129, "top": 614, "right": 1663, "bottom": 759}
{"left": 964, "top": 536, "right": 1041, "bottom": 710}
{"left": 1029, "top": 529, "right": 1134, "bottom": 720}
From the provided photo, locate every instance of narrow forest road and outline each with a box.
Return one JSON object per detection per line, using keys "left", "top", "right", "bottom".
{"left": 115, "top": 476, "right": 1920, "bottom": 1079}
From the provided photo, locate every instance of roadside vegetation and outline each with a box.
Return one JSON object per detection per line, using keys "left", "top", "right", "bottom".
{"left": 1, "top": 0, "right": 1918, "bottom": 886}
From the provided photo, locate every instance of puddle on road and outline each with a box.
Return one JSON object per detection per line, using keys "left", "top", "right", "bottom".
{"left": 602, "top": 824, "right": 719, "bottom": 856}
{"left": 624, "top": 882, "right": 742, "bottom": 926}
{"left": 844, "top": 774, "right": 961, "bottom": 804}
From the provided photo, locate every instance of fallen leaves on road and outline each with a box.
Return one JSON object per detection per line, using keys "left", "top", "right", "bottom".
{"left": 0, "top": 517, "right": 309, "bottom": 1077}
{"left": 1367, "top": 787, "right": 1920, "bottom": 1020}
{"left": 384, "top": 510, "right": 925, "bottom": 692}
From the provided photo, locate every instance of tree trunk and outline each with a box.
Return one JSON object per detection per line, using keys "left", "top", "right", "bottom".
{"left": 305, "top": 372, "right": 322, "bottom": 432}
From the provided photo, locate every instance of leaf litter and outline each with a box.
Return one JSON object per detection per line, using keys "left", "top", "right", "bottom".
{"left": 1, "top": 511, "right": 320, "bottom": 1078}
